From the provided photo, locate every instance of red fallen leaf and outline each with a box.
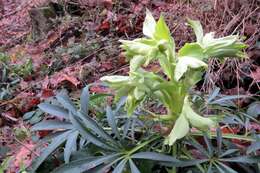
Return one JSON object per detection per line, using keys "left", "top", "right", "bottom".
{"left": 221, "top": 126, "right": 239, "bottom": 134}
{"left": 219, "top": 127, "right": 249, "bottom": 147}
{"left": 153, "top": 124, "right": 171, "bottom": 135}
{"left": 60, "top": 74, "right": 80, "bottom": 87}
{"left": 43, "top": 72, "right": 80, "bottom": 89}
{"left": 100, "top": 61, "right": 113, "bottom": 72}
{"left": 97, "top": 20, "right": 110, "bottom": 31}
{"left": 118, "top": 52, "right": 127, "bottom": 65}
{"left": 41, "top": 89, "right": 54, "bottom": 98}
{"left": 20, "top": 97, "right": 40, "bottom": 113}
{"left": 38, "top": 130, "right": 50, "bottom": 138}
{"left": 90, "top": 85, "right": 110, "bottom": 93}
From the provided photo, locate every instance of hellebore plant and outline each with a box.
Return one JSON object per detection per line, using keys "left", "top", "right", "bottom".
{"left": 101, "top": 10, "right": 246, "bottom": 145}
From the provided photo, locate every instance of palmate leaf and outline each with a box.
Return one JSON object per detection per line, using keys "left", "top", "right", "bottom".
{"left": 187, "top": 137, "right": 210, "bottom": 157}
{"left": 216, "top": 162, "right": 238, "bottom": 173}
{"left": 129, "top": 159, "right": 141, "bottom": 173}
{"left": 29, "top": 130, "right": 72, "bottom": 172}
{"left": 112, "top": 159, "right": 128, "bottom": 173}
{"left": 76, "top": 111, "right": 117, "bottom": 145}
{"left": 69, "top": 112, "right": 117, "bottom": 151}
{"left": 52, "top": 154, "right": 121, "bottom": 173}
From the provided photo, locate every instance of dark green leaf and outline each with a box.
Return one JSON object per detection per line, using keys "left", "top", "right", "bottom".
{"left": 53, "top": 154, "right": 120, "bottom": 173}
{"left": 112, "top": 159, "right": 127, "bottom": 173}
{"left": 38, "top": 103, "right": 69, "bottom": 119}
{"left": 203, "top": 133, "right": 213, "bottom": 157}
{"left": 77, "top": 112, "right": 118, "bottom": 145}
{"left": 31, "top": 120, "right": 73, "bottom": 131}
{"left": 187, "top": 137, "right": 209, "bottom": 157}
{"left": 247, "top": 141, "right": 260, "bottom": 154}
{"left": 29, "top": 130, "right": 72, "bottom": 172}
{"left": 210, "top": 95, "right": 248, "bottom": 105}
{"left": 207, "top": 87, "right": 220, "bottom": 103}
{"left": 56, "top": 94, "right": 77, "bottom": 114}
{"left": 129, "top": 159, "right": 141, "bottom": 173}
{"left": 115, "top": 96, "right": 127, "bottom": 112}
{"left": 217, "top": 162, "right": 238, "bottom": 173}
{"left": 69, "top": 112, "right": 117, "bottom": 151}
{"left": 23, "top": 111, "right": 35, "bottom": 120}
{"left": 80, "top": 86, "right": 90, "bottom": 115}
{"left": 220, "top": 156, "right": 260, "bottom": 163}
{"left": 162, "top": 159, "right": 208, "bottom": 167}
{"left": 64, "top": 131, "right": 79, "bottom": 163}
{"left": 132, "top": 152, "right": 179, "bottom": 163}
{"left": 247, "top": 102, "right": 260, "bottom": 118}
{"left": 106, "top": 106, "right": 120, "bottom": 139}
{"left": 219, "top": 149, "right": 239, "bottom": 158}
{"left": 217, "top": 128, "right": 222, "bottom": 154}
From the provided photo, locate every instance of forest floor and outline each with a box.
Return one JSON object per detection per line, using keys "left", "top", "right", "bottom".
{"left": 0, "top": 0, "right": 259, "bottom": 172}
